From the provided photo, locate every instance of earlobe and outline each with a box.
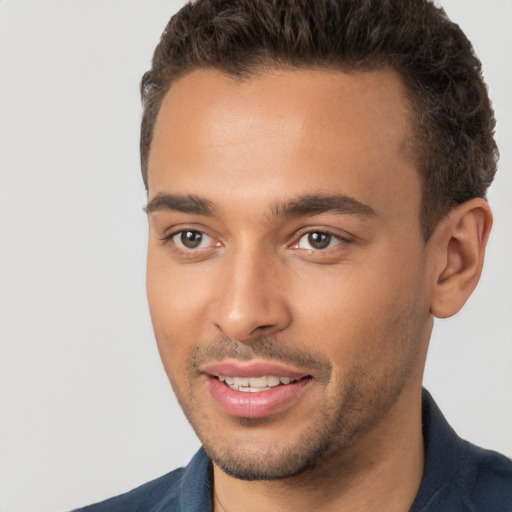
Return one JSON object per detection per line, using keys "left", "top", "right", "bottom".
{"left": 429, "top": 198, "right": 493, "bottom": 319}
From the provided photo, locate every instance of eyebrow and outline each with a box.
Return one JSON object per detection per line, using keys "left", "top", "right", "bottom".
{"left": 145, "top": 192, "right": 376, "bottom": 219}
{"left": 145, "top": 193, "right": 216, "bottom": 216}
{"left": 270, "top": 194, "right": 376, "bottom": 219}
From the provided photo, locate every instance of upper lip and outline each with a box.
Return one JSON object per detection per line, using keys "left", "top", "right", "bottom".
{"left": 200, "top": 360, "right": 310, "bottom": 379}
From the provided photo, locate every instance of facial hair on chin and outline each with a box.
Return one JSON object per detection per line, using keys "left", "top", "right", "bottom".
{"left": 169, "top": 329, "right": 418, "bottom": 481}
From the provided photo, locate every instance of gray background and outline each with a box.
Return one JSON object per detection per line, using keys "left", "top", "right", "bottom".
{"left": 0, "top": 1, "right": 511, "bottom": 511}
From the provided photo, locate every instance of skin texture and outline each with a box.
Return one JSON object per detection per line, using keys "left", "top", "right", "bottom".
{"left": 145, "top": 68, "right": 492, "bottom": 512}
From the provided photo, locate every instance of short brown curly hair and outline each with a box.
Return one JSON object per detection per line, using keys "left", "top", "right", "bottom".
{"left": 140, "top": 0, "right": 497, "bottom": 239}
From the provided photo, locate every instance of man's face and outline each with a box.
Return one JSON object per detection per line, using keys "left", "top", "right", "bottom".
{"left": 146, "top": 68, "right": 433, "bottom": 479}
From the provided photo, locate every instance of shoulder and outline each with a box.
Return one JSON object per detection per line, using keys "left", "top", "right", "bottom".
{"left": 458, "top": 440, "right": 512, "bottom": 510}
{"left": 413, "top": 390, "right": 512, "bottom": 512}
{"left": 72, "top": 467, "right": 185, "bottom": 512}
{"left": 71, "top": 447, "right": 213, "bottom": 512}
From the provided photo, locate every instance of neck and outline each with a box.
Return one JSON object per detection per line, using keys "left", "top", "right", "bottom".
{"left": 212, "top": 384, "right": 425, "bottom": 512}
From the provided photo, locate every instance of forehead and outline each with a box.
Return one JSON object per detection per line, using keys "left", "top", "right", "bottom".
{"left": 147, "top": 67, "right": 420, "bottom": 224}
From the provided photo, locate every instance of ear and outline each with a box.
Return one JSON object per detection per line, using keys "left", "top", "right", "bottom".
{"left": 429, "top": 198, "right": 493, "bottom": 319}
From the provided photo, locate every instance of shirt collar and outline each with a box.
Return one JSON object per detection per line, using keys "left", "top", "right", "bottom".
{"left": 179, "top": 446, "right": 213, "bottom": 511}
{"left": 175, "top": 389, "right": 462, "bottom": 511}
{"left": 410, "top": 388, "right": 463, "bottom": 511}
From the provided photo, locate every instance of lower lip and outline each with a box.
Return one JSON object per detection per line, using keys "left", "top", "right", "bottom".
{"left": 206, "top": 376, "right": 311, "bottom": 418}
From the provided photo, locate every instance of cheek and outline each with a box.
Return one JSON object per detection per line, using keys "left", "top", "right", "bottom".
{"left": 294, "top": 250, "right": 429, "bottom": 366}
{"left": 146, "top": 252, "right": 211, "bottom": 377}
{"left": 147, "top": 246, "right": 212, "bottom": 323}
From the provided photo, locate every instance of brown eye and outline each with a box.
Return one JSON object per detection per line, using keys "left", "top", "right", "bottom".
{"left": 306, "top": 232, "right": 332, "bottom": 250}
{"left": 178, "top": 230, "right": 204, "bottom": 249}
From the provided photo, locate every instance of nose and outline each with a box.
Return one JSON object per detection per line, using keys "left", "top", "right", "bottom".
{"left": 211, "top": 247, "right": 292, "bottom": 342}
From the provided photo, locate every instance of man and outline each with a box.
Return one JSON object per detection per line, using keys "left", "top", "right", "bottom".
{"left": 75, "top": 0, "right": 512, "bottom": 510}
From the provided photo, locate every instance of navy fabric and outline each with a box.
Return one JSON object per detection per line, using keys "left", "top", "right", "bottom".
{"left": 74, "top": 390, "right": 512, "bottom": 511}
{"left": 410, "top": 390, "right": 512, "bottom": 511}
{"left": 73, "top": 448, "right": 212, "bottom": 512}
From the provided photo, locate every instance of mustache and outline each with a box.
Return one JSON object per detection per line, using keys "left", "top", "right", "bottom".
{"left": 189, "top": 334, "right": 333, "bottom": 381}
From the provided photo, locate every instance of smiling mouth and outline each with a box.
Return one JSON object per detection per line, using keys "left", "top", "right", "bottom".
{"left": 217, "top": 375, "right": 306, "bottom": 392}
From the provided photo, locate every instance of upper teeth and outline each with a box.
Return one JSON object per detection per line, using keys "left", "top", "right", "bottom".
{"left": 218, "top": 375, "right": 297, "bottom": 392}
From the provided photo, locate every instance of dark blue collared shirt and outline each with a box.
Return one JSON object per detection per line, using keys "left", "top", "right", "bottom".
{"left": 74, "top": 390, "right": 512, "bottom": 511}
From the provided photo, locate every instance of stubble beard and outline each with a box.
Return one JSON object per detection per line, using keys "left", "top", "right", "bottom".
{"left": 166, "top": 325, "right": 423, "bottom": 482}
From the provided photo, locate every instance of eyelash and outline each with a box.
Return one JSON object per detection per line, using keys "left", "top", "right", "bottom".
{"left": 160, "top": 227, "right": 352, "bottom": 255}
{"left": 159, "top": 228, "right": 218, "bottom": 252}
{"left": 291, "top": 230, "right": 352, "bottom": 252}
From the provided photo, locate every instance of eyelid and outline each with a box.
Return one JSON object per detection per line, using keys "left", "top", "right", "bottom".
{"left": 289, "top": 227, "right": 354, "bottom": 249}
{"left": 159, "top": 226, "right": 222, "bottom": 252}
{"left": 159, "top": 223, "right": 215, "bottom": 241}
{"left": 157, "top": 224, "right": 354, "bottom": 256}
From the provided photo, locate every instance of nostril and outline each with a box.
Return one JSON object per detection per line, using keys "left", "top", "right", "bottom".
{"left": 212, "top": 285, "right": 292, "bottom": 341}
{"left": 250, "top": 324, "right": 275, "bottom": 334}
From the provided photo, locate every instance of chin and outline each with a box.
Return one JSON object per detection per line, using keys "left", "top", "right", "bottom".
{"left": 203, "top": 428, "right": 333, "bottom": 481}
